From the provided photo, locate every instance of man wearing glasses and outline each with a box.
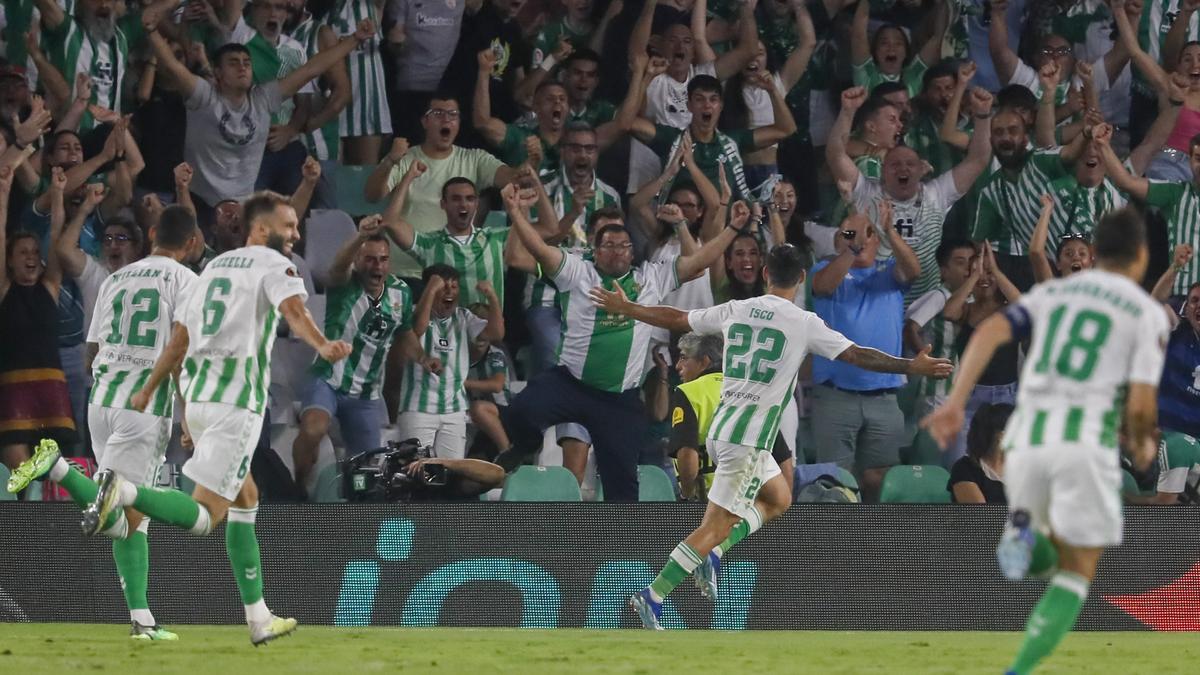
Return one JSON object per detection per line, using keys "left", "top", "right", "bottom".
{"left": 495, "top": 185, "right": 752, "bottom": 501}
{"left": 366, "top": 94, "right": 523, "bottom": 278}
{"left": 291, "top": 216, "right": 438, "bottom": 496}
{"left": 809, "top": 208, "right": 922, "bottom": 502}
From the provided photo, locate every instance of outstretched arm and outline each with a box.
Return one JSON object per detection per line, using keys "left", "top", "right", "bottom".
{"left": 475, "top": 281, "right": 505, "bottom": 342}
{"left": 279, "top": 20, "right": 374, "bottom": 99}
{"left": 381, "top": 160, "right": 426, "bottom": 250}
{"left": 952, "top": 88, "right": 994, "bottom": 194}
{"left": 628, "top": 0, "right": 657, "bottom": 62}
{"left": 1094, "top": 123, "right": 1149, "bottom": 200}
{"left": 1152, "top": 244, "right": 1193, "bottom": 302}
{"left": 749, "top": 72, "right": 798, "bottom": 149}
{"left": 1112, "top": 0, "right": 1171, "bottom": 95}
{"left": 916, "top": 0, "right": 949, "bottom": 67}
{"left": 675, "top": 201, "right": 750, "bottom": 281}
{"left": 502, "top": 183, "right": 564, "bottom": 273}
{"left": 712, "top": 0, "right": 760, "bottom": 80}
{"left": 328, "top": 216, "right": 383, "bottom": 287}
{"left": 587, "top": 283, "right": 692, "bottom": 333}
{"left": 826, "top": 87, "right": 867, "bottom": 187}
{"left": 1028, "top": 194, "right": 1056, "bottom": 284}
{"left": 473, "top": 48, "right": 508, "bottom": 147}
{"left": 779, "top": 0, "right": 817, "bottom": 92}
{"left": 837, "top": 344, "right": 952, "bottom": 378}
{"left": 988, "top": 0, "right": 1020, "bottom": 86}
{"left": 940, "top": 61, "right": 975, "bottom": 150}
{"left": 850, "top": 0, "right": 871, "bottom": 68}
{"left": 145, "top": 24, "right": 198, "bottom": 99}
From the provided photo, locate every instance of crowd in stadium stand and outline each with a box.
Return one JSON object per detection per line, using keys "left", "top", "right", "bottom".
{"left": 1, "top": 0, "right": 1198, "bottom": 504}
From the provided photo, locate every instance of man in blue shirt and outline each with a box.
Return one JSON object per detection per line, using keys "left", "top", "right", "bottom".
{"left": 810, "top": 207, "right": 922, "bottom": 502}
{"left": 1160, "top": 283, "right": 1200, "bottom": 439}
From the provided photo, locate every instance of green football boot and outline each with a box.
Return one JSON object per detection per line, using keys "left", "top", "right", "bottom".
{"left": 6, "top": 438, "right": 60, "bottom": 494}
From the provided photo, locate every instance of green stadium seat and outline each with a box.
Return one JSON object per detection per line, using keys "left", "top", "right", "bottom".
{"left": 501, "top": 466, "right": 582, "bottom": 502}
{"left": 880, "top": 464, "right": 952, "bottom": 503}
{"left": 312, "top": 464, "right": 344, "bottom": 503}
{"left": 179, "top": 474, "right": 196, "bottom": 496}
{"left": 901, "top": 430, "right": 943, "bottom": 466}
{"left": 637, "top": 465, "right": 676, "bottom": 502}
{"left": 334, "top": 165, "right": 387, "bottom": 217}
{"left": 0, "top": 465, "right": 15, "bottom": 501}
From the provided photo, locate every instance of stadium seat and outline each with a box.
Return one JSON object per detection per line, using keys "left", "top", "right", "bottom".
{"left": 901, "top": 430, "right": 943, "bottom": 466}
{"left": 501, "top": 466, "right": 581, "bottom": 502}
{"left": 179, "top": 474, "right": 196, "bottom": 496}
{"left": 832, "top": 466, "right": 859, "bottom": 492}
{"left": 312, "top": 463, "right": 344, "bottom": 503}
{"left": 637, "top": 465, "right": 676, "bottom": 502}
{"left": 334, "top": 166, "right": 387, "bottom": 218}
{"left": 0, "top": 465, "right": 15, "bottom": 500}
{"left": 303, "top": 209, "right": 358, "bottom": 288}
{"left": 880, "top": 465, "right": 952, "bottom": 504}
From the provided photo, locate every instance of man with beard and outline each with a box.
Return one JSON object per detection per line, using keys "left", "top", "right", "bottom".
{"left": 623, "top": 0, "right": 759, "bottom": 194}
{"left": 383, "top": 170, "right": 527, "bottom": 309}
{"left": 91, "top": 190, "right": 352, "bottom": 645}
{"left": 366, "top": 94, "right": 522, "bottom": 277}
{"left": 291, "top": 216, "right": 438, "bottom": 495}
{"left": 905, "top": 61, "right": 963, "bottom": 177}
{"left": 831, "top": 85, "right": 994, "bottom": 306}
{"left": 496, "top": 184, "right": 753, "bottom": 501}
{"left": 620, "top": 72, "right": 795, "bottom": 201}
{"left": 35, "top": 0, "right": 178, "bottom": 131}
{"left": 143, "top": 11, "right": 375, "bottom": 212}
{"left": 221, "top": 0, "right": 319, "bottom": 196}
{"left": 514, "top": 48, "right": 616, "bottom": 129}
{"left": 474, "top": 52, "right": 569, "bottom": 176}
{"left": 970, "top": 106, "right": 1087, "bottom": 291}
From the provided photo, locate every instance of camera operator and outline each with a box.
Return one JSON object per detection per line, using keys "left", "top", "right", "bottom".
{"left": 401, "top": 456, "right": 506, "bottom": 501}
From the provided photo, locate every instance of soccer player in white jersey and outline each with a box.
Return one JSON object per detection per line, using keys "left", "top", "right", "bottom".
{"left": 88, "top": 191, "right": 351, "bottom": 645}
{"left": 8, "top": 206, "right": 202, "bottom": 641}
{"left": 591, "top": 244, "right": 953, "bottom": 630}
{"left": 922, "top": 207, "right": 1170, "bottom": 675}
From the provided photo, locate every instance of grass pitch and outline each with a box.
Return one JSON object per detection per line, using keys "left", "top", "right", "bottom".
{"left": 1, "top": 624, "right": 1197, "bottom": 674}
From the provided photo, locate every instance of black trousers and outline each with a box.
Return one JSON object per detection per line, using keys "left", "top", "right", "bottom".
{"left": 503, "top": 367, "right": 649, "bottom": 502}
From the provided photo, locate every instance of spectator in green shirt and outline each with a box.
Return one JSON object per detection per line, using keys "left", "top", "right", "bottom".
{"left": 850, "top": 0, "right": 948, "bottom": 98}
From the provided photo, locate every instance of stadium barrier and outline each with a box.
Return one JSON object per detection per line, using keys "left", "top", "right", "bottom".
{"left": 1, "top": 504, "right": 1197, "bottom": 630}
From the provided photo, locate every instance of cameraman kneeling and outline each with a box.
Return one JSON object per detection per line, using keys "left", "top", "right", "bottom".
{"left": 403, "top": 457, "right": 505, "bottom": 501}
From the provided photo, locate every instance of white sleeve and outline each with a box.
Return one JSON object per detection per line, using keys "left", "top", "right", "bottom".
{"left": 1009, "top": 59, "right": 1042, "bottom": 97}
{"left": 546, "top": 251, "right": 587, "bottom": 288}
{"left": 229, "top": 16, "right": 255, "bottom": 45}
{"left": 1127, "top": 304, "right": 1170, "bottom": 386}
{"left": 851, "top": 173, "right": 879, "bottom": 214}
{"left": 928, "top": 171, "right": 963, "bottom": 207}
{"left": 173, "top": 271, "right": 200, "bottom": 324}
{"left": 460, "top": 308, "right": 489, "bottom": 341}
{"left": 905, "top": 288, "right": 949, "bottom": 327}
{"left": 643, "top": 74, "right": 668, "bottom": 119}
{"left": 804, "top": 311, "right": 854, "bottom": 360}
{"left": 687, "top": 303, "right": 733, "bottom": 336}
{"left": 643, "top": 258, "right": 681, "bottom": 296}
{"left": 262, "top": 258, "right": 309, "bottom": 309}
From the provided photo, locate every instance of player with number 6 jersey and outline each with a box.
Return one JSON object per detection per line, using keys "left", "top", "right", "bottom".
{"left": 590, "top": 243, "right": 954, "bottom": 630}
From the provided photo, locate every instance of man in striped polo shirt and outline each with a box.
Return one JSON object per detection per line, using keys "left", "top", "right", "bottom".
{"left": 496, "top": 184, "right": 754, "bottom": 502}
{"left": 291, "top": 216, "right": 439, "bottom": 494}
{"left": 91, "top": 191, "right": 352, "bottom": 645}
{"left": 8, "top": 205, "right": 201, "bottom": 641}
{"left": 397, "top": 264, "right": 504, "bottom": 459}
{"left": 971, "top": 106, "right": 1086, "bottom": 290}
{"left": 590, "top": 244, "right": 951, "bottom": 628}
{"left": 831, "top": 85, "right": 994, "bottom": 306}
{"left": 383, "top": 167, "right": 529, "bottom": 309}
{"left": 1095, "top": 123, "right": 1200, "bottom": 296}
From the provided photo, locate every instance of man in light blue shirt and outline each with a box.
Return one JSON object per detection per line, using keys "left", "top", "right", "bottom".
{"left": 810, "top": 210, "right": 921, "bottom": 501}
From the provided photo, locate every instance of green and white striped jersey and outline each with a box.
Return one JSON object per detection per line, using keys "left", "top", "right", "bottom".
{"left": 312, "top": 274, "right": 412, "bottom": 399}
{"left": 904, "top": 286, "right": 958, "bottom": 399}
{"left": 406, "top": 226, "right": 510, "bottom": 307}
{"left": 178, "top": 246, "right": 308, "bottom": 414}
{"left": 86, "top": 256, "right": 198, "bottom": 417}
{"left": 327, "top": 0, "right": 391, "bottom": 137}
{"left": 551, "top": 254, "right": 681, "bottom": 393}
{"left": 398, "top": 307, "right": 488, "bottom": 414}
{"left": 972, "top": 149, "right": 1070, "bottom": 255}
{"left": 1046, "top": 174, "right": 1127, "bottom": 239}
{"left": 1003, "top": 270, "right": 1169, "bottom": 453}
{"left": 688, "top": 294, "right": 853, "bottom": 449}
{"left": 468, "top": 344, "right": 513, "bottom": 406}
{"left": 1145, "top": 180, "right": 1200, "bottom": 294}
{"left": 524, "top": 171, "right": 621, "bottom": 310}
{"left": 44, "top": 0, "right": 144, "bottom": 131}
{"left": 290, "top": 15, "right": 340, "bottom": 161}
{"left": 851, "top": 171, "right": 963, "bottom": 306}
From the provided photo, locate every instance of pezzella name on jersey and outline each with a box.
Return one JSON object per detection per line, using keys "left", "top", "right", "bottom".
{"left": 207, "top": 256, "right": 257, "bottom": 270}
